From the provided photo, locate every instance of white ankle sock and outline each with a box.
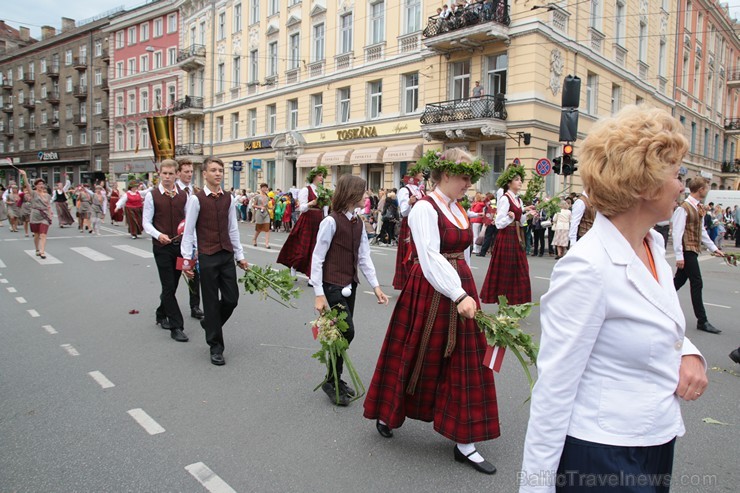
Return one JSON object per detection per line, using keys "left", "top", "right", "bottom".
{"left": 378, "top": 419, "right": 387, "bottom": 426}
{"left": 457, "top": 443, "right": 484, "bottom": 463}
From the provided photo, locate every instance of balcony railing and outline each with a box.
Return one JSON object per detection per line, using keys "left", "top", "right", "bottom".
{"left": 420, "top": 95, "right": 508, "bottom": 125}
{"left": 73, "top": 115, "right": 88, "bottom": 126}
{"left": 101, "top": 78, "right": 109, "bottom": 92}
{"left": 177, "top": 44, "right": 206, "bottom": 71}
{"left": 21, "top": 100, "right": 35, "bottom": 109}
{"left": 100, "top": 49, "right": 110, "bottom": 62}
{"left": 48, "top": 119, "right": 60, "bottom": 130}
{"left": 46, "top": 91, "right": 60, "bottom": 104}
{"left": 23, "top": 73, "right": 35, "bottom": 85}
{"left": 724, "top": 118, "right": 740, "bottom": 131}
{"left": 25, "top": 124, "right": 36, "bottom": 134}
{"left": 423, "top": 1, "right": 510, "bottom": 38}
{"left": 100, "top": 109, "right": 109, "bottom": 121}
{"left": 721, "top": 160, "right": 740, "bottom": 173}
{"left": 73, "top": 56, "right": 88, "bottom": 70}
{"left": 2, "top": 127, "right": 13, "bottom": 136}
{"left": 1, "top": 80, "right": 12, "bottom": 90}
{"left": 2, "top": 103, "right": 14, "bottom": 113}
{"left": 172, "top": 96, "right": 204, "bottom": 112}
{"left": 47, "top": 64, "right": 60, "bottom": 77}
{"left": 175, "top": 143, "right": 204, "bottom": 156}
{"left": 73, "top": 85, "right": 88, "bottom": 99}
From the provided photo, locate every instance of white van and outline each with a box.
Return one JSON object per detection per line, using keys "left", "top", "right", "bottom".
{"left": 705, "top": 190, "right": 740, "bottom": 209}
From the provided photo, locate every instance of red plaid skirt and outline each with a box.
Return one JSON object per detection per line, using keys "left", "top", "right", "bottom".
{"left": 364, "top": 200, "right": 500, "bottom": 444}
{"left": 276, "top": 209, "right": 322, "bottom": 275}
{"left": 480, "top": 225, "right": 532, "bottom": 305}
{"left": 392, "top": 217, "right": 412, "bottom": 290}
{"left": 125, "top": 207, "right": 143, "bottom": 236}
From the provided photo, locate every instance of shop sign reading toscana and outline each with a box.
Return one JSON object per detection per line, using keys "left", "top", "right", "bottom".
{"left": 337, "top": 126, "right": 378, "bottom": 140}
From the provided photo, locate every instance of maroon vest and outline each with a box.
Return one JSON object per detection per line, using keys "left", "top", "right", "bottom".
{"left": 195, "top": 189, "right": 233, "bottom": 255}
{"left": 151, "top": 186, "right": 187, "bottom": 248}
{"left": 323, "top": 211, "right": 363, "bottom": 287}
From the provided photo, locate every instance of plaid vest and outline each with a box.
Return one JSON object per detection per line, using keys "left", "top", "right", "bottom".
{"left": 323, "top": 212, "right": 363, "bottom": 287}
{"left": 151, "top": 187, "right": 187, "bottom": 248}
{"left": 577, "top": 194, "right": 596, "bottom": 239}
{"left": 195, "top": 190, "right": 233, "bottom": 255}
{"left": 680, "top": 201, "right": 701, "bottom": 254}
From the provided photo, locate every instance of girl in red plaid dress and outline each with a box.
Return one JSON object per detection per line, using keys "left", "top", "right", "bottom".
{"left": 364, "top": 149, "right": 500, "bottom": 475}
{"left": 480, "top": 166, "right": 533, "bottom": 305}
{"left": 392, "top": 171, "right": 426, "bottom": 289}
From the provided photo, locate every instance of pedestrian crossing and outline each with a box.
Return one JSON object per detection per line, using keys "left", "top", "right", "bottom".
{"left": 20, "top": 244, "right": 153, "bottom": 265}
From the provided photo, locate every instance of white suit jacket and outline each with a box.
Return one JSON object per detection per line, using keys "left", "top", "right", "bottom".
{"left": 519, "top": 213, "right": 705, "bottom": 493}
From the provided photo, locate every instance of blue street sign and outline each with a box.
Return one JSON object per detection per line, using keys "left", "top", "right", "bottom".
{"left": 535, "top": 158, "right": 552, "bottom": 176}
{"left": 232, "top": 160, "right": 243, "bottom": 172}
{"left": 251, "top": 159, "right": 262, "bottom": 170}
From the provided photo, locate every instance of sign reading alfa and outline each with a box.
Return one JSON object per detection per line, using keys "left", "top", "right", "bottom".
{"left": 337, "top": 126, "right": 378, "bottom": 140}
{"left": 38, "top": 151, "right": 59, "bottom": 161}
{"left": 244, "top": 139, "right": 272, "bottom": 151}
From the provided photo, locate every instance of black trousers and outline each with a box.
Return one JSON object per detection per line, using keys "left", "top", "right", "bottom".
{"left": 673, "top": 251, "right": 707, "bottom": 325}
{"left": 548, "top": 228, "right": 555, "bottom": 254}
{"left": 533, "top": 228, "right": 546, "bottom": 255}
{"left": 187, "top": 269, "right": 201, "bottom": 310}
{"left": 153, "top": 243, "right": 184, "bottom": 329}
{"left": 198, "top": 250, "right": 239, "bottom": 354}
{"left": 654, "top": 224, "right": 670, "bottom": 249}
{"left": 322, "top": 282, "right": 357, "bottom": 379}
{"left": 479, "top": 224, "right": 498, "bottom": 256}
{"left": 555, "top": 435, "right": 675, "bottom": 492}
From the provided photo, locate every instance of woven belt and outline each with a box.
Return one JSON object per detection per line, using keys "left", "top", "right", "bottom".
{"left": 406, "top": 251, "right": 465, "bottom": 395}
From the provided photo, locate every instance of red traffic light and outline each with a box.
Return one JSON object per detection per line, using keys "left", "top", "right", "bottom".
{"left": 563, "top": 144, "right": 573, "bottom": 156}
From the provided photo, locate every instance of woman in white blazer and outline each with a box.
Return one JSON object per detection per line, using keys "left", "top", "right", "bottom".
{"left": 519, "top": 106, "right": 708, "bottom": 493}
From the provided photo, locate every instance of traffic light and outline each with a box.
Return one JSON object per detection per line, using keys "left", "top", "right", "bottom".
{"left": 552, "top": 156, "right": 562, "bottom": 175}
{"left": 562, "top": 144, "right": 578, "bottom": 176}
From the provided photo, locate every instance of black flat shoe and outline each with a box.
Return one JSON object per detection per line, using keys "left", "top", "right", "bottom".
{"left": 453, "top": 446, "right": 496, "bottom": 475}
{"left": 156, "top": 318, "right": 173, "bottom": 330}
{"left": 191, "top": 307, "right": 205, "bottom": 319}
{"left": 697, "top": 322, "right": 721, "bottom": 334}
{"left": 170, "top": 328, "right": 189, "bottom": 342}
{"left": 211, "top": 353, "right": 225, "bottom": 366}
{"left": 338, "top": 379, "right": 356, "bottom": 397}
{"left": 322, "top": 381, "right": 349, "bottom": 406}
{"left": 376, "top": 420, "right": 393, "bottom": 438}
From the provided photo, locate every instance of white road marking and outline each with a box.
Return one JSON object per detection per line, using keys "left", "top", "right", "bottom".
{"left": 88, "top": 371, "right": 115, "bottom": 389}
{"left": 113, "top": 244, "right": 154, "bottom": 258}
{"left": 0, "top": 258, "right": 5, "bottom": 268}
{"left": 42, "top": 325, "right": 58, "bottom": 334}
{"left": 27, "top": 309, "right": 40, "bottom": 317}
{"left": 370, "top": 251, "right": 388, "bottom": 256}
{"left": 470, "top": 265, "right": 478, "bottom": 270}
{"left": 15, "top": 297, "right": 26, "bottom": 304}
{"left": 70, "top": 247, "right": 114, "bottom": 262}
{"left": 127, "top": 408, "right": 165, "bottom": 435}
{"left": 364, "top": 290, "right": 392, "bottom": 299}
{"left": 61, "top": 344, "right": 80, "bottom": 356}
{"left": 185, "top": 462, "right": 237, "bottom": 493}
{"left": 7, "top": 287, "right": 17, "bottom": 293}
{"left": 99, "top": 226, "right": 128, "bottom": 236}
{"left": 24, "top": 250, "right": 63, "bottom": 264}
{"left": 705, "top": 302, "right": 731, "bottom": 309}
{"left": 535, "top": 276, "right": 551, "bottom": 281}
{"left": 0, "top": 278, "right": 8, "bottom": 284}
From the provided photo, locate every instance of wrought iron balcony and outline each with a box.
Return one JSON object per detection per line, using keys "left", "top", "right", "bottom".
{"left": 177, "top": 44, "right": 206, "bottom": 71}
{"left": 720, "top": 160, "right": 740, "bottom": 174}
{"left": 73, "top": 56, "right": 88, "bottom": 70}
{"left": 48, "top": 119, "right": 60, "bottom": 130}
{"left": 172, "top": 96, "right": 205, "bottom": 120}
{"left": 100, "top": 109, "right": 109, "bottom": 122}
{"left": 175, "top": 143, "right": 204, "bottom": 156}
{"left": 1, "top": 80, "right": 12, "bottom": 90}
{"left": 73, "top": 85, "right": 88, "bottom": 99}
{"left": 101, "top": 78, "right": 109, "bottom": 92}
{"left": 73, "top": 115, "right": 88, "bottom": 126}
{"left": 423, "top": 2, "right": 510, "bottom": 49}
{"left": 25, "top": 124, "right": 36, "bottom": 134}
{"left": 101, "top": 49, "right": 110, "bottom": 62}
{"left": 46, "top": 91, "right": 60, "bottom": 104}
{"left": 47, "top": 64, "right": 60, "bottom": 78}
{"left": 2, "top": 103, "right": 14, "bottom": 113}
{"left": 2, "top": 127, "right": 13, "bottom": 136}
{"left": 724, "top": 118, "right": 740, "bottom": 134}
{"left": 23, "top": 73, "right": 35, "bottom": 85}
{"left": 420, "top": 95, "right": 508, "bottom": 141}
{"left": 21, "top": 99, "right": 35, "bottom": 110}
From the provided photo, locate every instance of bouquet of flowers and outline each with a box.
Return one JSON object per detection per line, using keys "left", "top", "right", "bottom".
{"left": 310, "top": 305, "right": 365, "bottom": 403}
{"left": 459, "top": 194, "right": 471, "bottom": 210}
{"left": 240, "top": 265, "right": 302, "bottom": 308}
{"left": 315, "top": 184, "right": 333, "bottom": 208}
{"left": 724, "top": 252, "right": 739, "bottom": 267}
{"left": 475, "top": 296, "right": 539, "bottom": 393}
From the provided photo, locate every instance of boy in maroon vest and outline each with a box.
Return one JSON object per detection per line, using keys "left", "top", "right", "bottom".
{"left": 143, "top": 159, "right": 189, "bottom": 342}
{"left": 181, "top": 157, "right": 249, "bottom": 365}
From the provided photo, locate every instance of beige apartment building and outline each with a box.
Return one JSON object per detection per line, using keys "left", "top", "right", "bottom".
{"left": 175, "top": 0, "right": 737, "bottom": 195}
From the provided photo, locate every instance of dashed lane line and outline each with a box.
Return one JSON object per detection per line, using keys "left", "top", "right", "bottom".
{"left": 60, "top": 344, "right": 80, "bottom": 356}
{"left": 42, "top": 325, "right": 58, "bottom": 334}
{"left": 0, "top": 258, "right": 6, "bottom": 268}
{"left": 185, "top": 462, "right": 237, "bottom": 493}
{"left": 705, "top": 303, "right": 731, "bottom": 309}
{"left": 0, "top": 279, "right": 7, "bottom": 284}
{"left": 70, "top": 247, "right": 114, "bottom": 262}
{"left": 127, "top": 408, "right": 165, "bottom": 435}
{"left": 7, "top": 287, "right": 17, "bottom": 293}
{"left": 535, "top": 276, "right": 551, "bottom": 281}
{"left": 112, "top": 244, "right": 154, "bottom": 258}
{"left": 27, "top": 309, "right": 40, "bottom": 317}
{"left": 24, "top": 250, "right": 63, "bottom": 265}
{"left": 88, "top": 371, "right": 115, "bottom": 389}
{"left": 15, "top": 297, "right": 26, "bottom": 304}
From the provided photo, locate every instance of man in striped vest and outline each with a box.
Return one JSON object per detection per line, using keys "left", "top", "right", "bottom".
{"left": 672, "top": 177, "right": 724, "bottom": 334}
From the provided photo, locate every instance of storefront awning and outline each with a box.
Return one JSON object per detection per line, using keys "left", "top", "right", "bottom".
{"left": 321, "top": 150, "right": 352, "bottom": 166}
{"left": 383, "top": 143, "right": 422, "bottom": 162}
{"left": 350, "top": 146, "right": 387, "bottom": 165}
{"left": 296, "top": 152, "right": 324, "bottom": 168}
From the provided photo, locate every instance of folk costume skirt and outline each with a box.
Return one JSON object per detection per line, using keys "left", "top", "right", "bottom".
{"left": 480, "top": 224, "right": 532, "bottom": 305}
{"left": 109, "top": 195, "right": 124, "bottom": 222}
{"left": 277, "top": 208, "right": 322, "bottom": 276}
{"left": 392, "top": 217, "right": 412, "bottom": 290}
{"left": 125, "top": 206, "right": 143, "bottom": 236}
{"left": 55, "top": 202, "right": 75, "bottom": 226}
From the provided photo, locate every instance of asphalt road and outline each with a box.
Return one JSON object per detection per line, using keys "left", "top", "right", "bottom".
{"left": 0, "top": 222, "right": 737, "bottom": 493}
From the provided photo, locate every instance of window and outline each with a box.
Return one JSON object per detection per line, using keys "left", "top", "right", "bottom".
{"left": 167, "top": 13, "right": 177, "bottom": 33}
{"left": 154, "top": 52, "right": 162, "bottom": 69}
{"left": 154, "top": 87, "right": 162, "bottom": 109}
{"left": 713, "top": 133, "right": 719, "bottom": 161}
{"left": 141, "top": 90, "right": 149, "bottom": 112}
{"left": 703, "top": 127, "right": 709, "bottom": 157}
{"left": 140, "top": 55, "right": 149, "bottom": 73}
{"left": 217, "top": 63, "right": 225, "bottom": 92}
{"left": 402, "top": 73, "right": 418, "bottom": 114}
{"left": 615, "top": 1, "right": 625, "bottom": 46}
{"left": 313, "top": 24, "right": 325, "bottom": 62}
{"left": 249, "top": 50, "right": 258, "bottom": 82}
{"left": 590, "top": 0, "right": 603, "bottom": 31}
{"left": 128, "top": 93, "right": 136, "bottom": 114}
{"left": 267, "top": 104, "right": 276, "bottom": 133}
{"left": 128, "top": 27, "right": 137, "bottom": 45}
{"left": 693, "top": 61, "right": 700, "bottom": 97}
{"left": 340, "top": 13, "right": 353, "bottom": 53}
{"left": 95, "top": 129, "right": 103, "bottom": 143}
{"left": 233, "top": 56, "right": 242, "bottom": 87}
{"left": 690, "top": 122, "right": 696, "bottom": 153}
{"left": 128, "top": 127, "right": 136, "bottom": 150}
{"left": 80, "top": 130, "right": 87, "bottom": 145}
{"left": 94, "top": 69, "right": 102, "bottom": 86}
{"left": 116, "top": 95, "right": 124, "bottom": 116}
{"left": 404, "top": 0, "right": 421, "bottom": 34}
{"left": 94, "top": 99, "right": 102, "bottom": 114}
{"left": 168, "top": 48, "right": 177, "bottom": 66}
{"left": 311, "top": 93, "right": 323, "bottom": 127}
{"left": 268, "top": 42, "right": 278, "bottom": 76}
{"left": 115, "top": 31, "right": 124, "bottom": 49}
{"left": 611, "top": 84, "right": 621, "bottom": 114}
{"left": 288, "top": 99, "right": 298, "bottom": 130}
{"left": 338, "top": 87, "right": 351, "bottom": 123}
{"left": 154, "top": 17, "right": 163, "bottom": 37}
{"left": 65, "top": 50, "right": 73, "bottom": 65}
{"left": 487, "top": 53, "right": 508, "bottom": 95}
{"left": 289, "top": 33, "right": 301, "bottom": 69}
{"left": 168, "top": 85, "right": 176, "bottom": 106}
{"left": 199, "top": 21, "right": 206, "bottom": 45}
{"left": 231, "top": 112, "right": 240, "bottom": 139}
{"left": 638, "top": 21, "right": 647, "bottom": 62}
{"left": 218, "top": 12, "right": 226, "bottom": 39}
{"left": 128, "top": 58, "right": 136, "bottom": 76}
{"left": 682, "top": 52, "right": 689, "bottom": 89}
{"left": 368, "top": 81, "right": 382, "bottom": 119}
{"left": 234, "top": 4, "right": 242, "bottom": 32}
{"left": 41, "top": 110, "right": 48, "bottom": 123}
{"left": 685, "top": 2, "right": 693, "bottom": 30}
{"left": 658, "top": 40, "right": 667, "bottom": 77}
{"left": 67, "top": 134, "right": 74, "bottom": 146}
{"left": 116, "top": 129, "right": 124, "bottom": 150}
{"left": 250, "top": 0, "right": 259, "bottom": 24}
{"left": 116, "top": 61, "right": 124, "bottom": 78}
{"left": 586, "top": 72, "right": 598, "bottom": 115}
{"left": 94, "top": 156, "right": 102, "bottom": 171}
{"left": 66, "top": 77, "right": 73, "bottom": 93}
{"left": 216, "top": 116, "right": 224, "bottom": 141}
{"left": 269, "top": 0, "right": 279, "bottom": 16}
{"left": 40, "top": 58, "right": 47, "bottom": 73}
{"left": 451, "top": 60, "right": 470, "bottom": 99}
{"left": 140, "top": 23, "right": 149, "bottom": 42}
{"left": 248, "top": 108, "right": 257, "bottom": 136}
{"left": 370, "top": 1, "right": 385, "bottom": 45}
{"left": 41, "top": 84, "right": 47, "bottom": 98}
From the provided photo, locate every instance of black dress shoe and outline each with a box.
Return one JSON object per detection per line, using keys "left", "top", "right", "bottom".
{"left": 210, "top": 353, "right": 225, "bottom": 366}
{"left": 321, "top": 381, "right": 349, "bottom": 406}
{"left": 338, "top": 379, "right": 356, "bottom": 397}
{"left": 730, "top": 348, "right": 740, "bottom": 364}
{"left": 170, "top": 328, "right": 189, "bottom": 342}
{"left": 191, "top": 307, "right": 205, "bottom": 319}
{"left": 453, "top": 446, "right": 496, "bottom": 475}
{"left": 697, "top": 322, "right": 721, "bottom": 334}
{"left": 156, "top": 317, "right": 173, "bottom": 330}
{"left": 376, "top": 420, "right": 393, "bottom": 438}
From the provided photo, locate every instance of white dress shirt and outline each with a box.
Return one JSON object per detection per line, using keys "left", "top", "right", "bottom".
{"left": 670, "top": 195, "right": 718, "bottom": 261}
{"left": 298, "top": 184, "right": 317, "bottom": 213}
{"left": 568, "top": 192, "right": 588, "bottom": 245}
{"left": 519, "top": 213, "right": 705, "bottom": 493}
{"left": 176, "top": 179, "right": 195, "bottom": 195}
{"left": 180, "top": 187, "right": 245, "bottom": 262}
{"left": 495, "top": 191, "right": 522, "bottom": 229}
{"left": 143, "top": 184, "right": 187, "bottom": 241}
{"left": 115, "top": 188, "right": 150, "bottom": 210}
{"left": 408, "top": 191, "right": 471, "bottom": 303}
{"left": 310, "top": 211, "right": 379, "bottom": 296}
{"left": 398, "top": 183, "right": 423, "bottom": 218}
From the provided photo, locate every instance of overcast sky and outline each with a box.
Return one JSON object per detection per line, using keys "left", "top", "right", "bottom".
{"left": 3, "top": 0, "right": 740, "bottom": 39}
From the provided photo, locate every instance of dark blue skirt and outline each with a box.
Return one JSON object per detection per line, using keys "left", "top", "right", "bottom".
{"left": 556, "top": 435, "right": 676, "bottom": 493}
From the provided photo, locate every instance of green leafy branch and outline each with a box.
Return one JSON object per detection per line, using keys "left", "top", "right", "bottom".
{"left": 240, "top": 265, "right": 302, "bottom": 308}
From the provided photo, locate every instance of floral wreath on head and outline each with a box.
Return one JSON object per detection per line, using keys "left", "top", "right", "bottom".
{"left": 127, "top": 180, "right": 139, "bottom": 190}
{"left": 307, "top": 165, "right": 328, "bottom": 183}
{"left": 495, "top": 164, "right": 526, "bottom": 190}
{"left": 408, "top": 149, "right": 490, "bottom": 184}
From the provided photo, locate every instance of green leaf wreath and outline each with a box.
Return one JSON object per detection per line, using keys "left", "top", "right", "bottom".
{"left": 315, "top": 184, "right": 333, "bottom": 208}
